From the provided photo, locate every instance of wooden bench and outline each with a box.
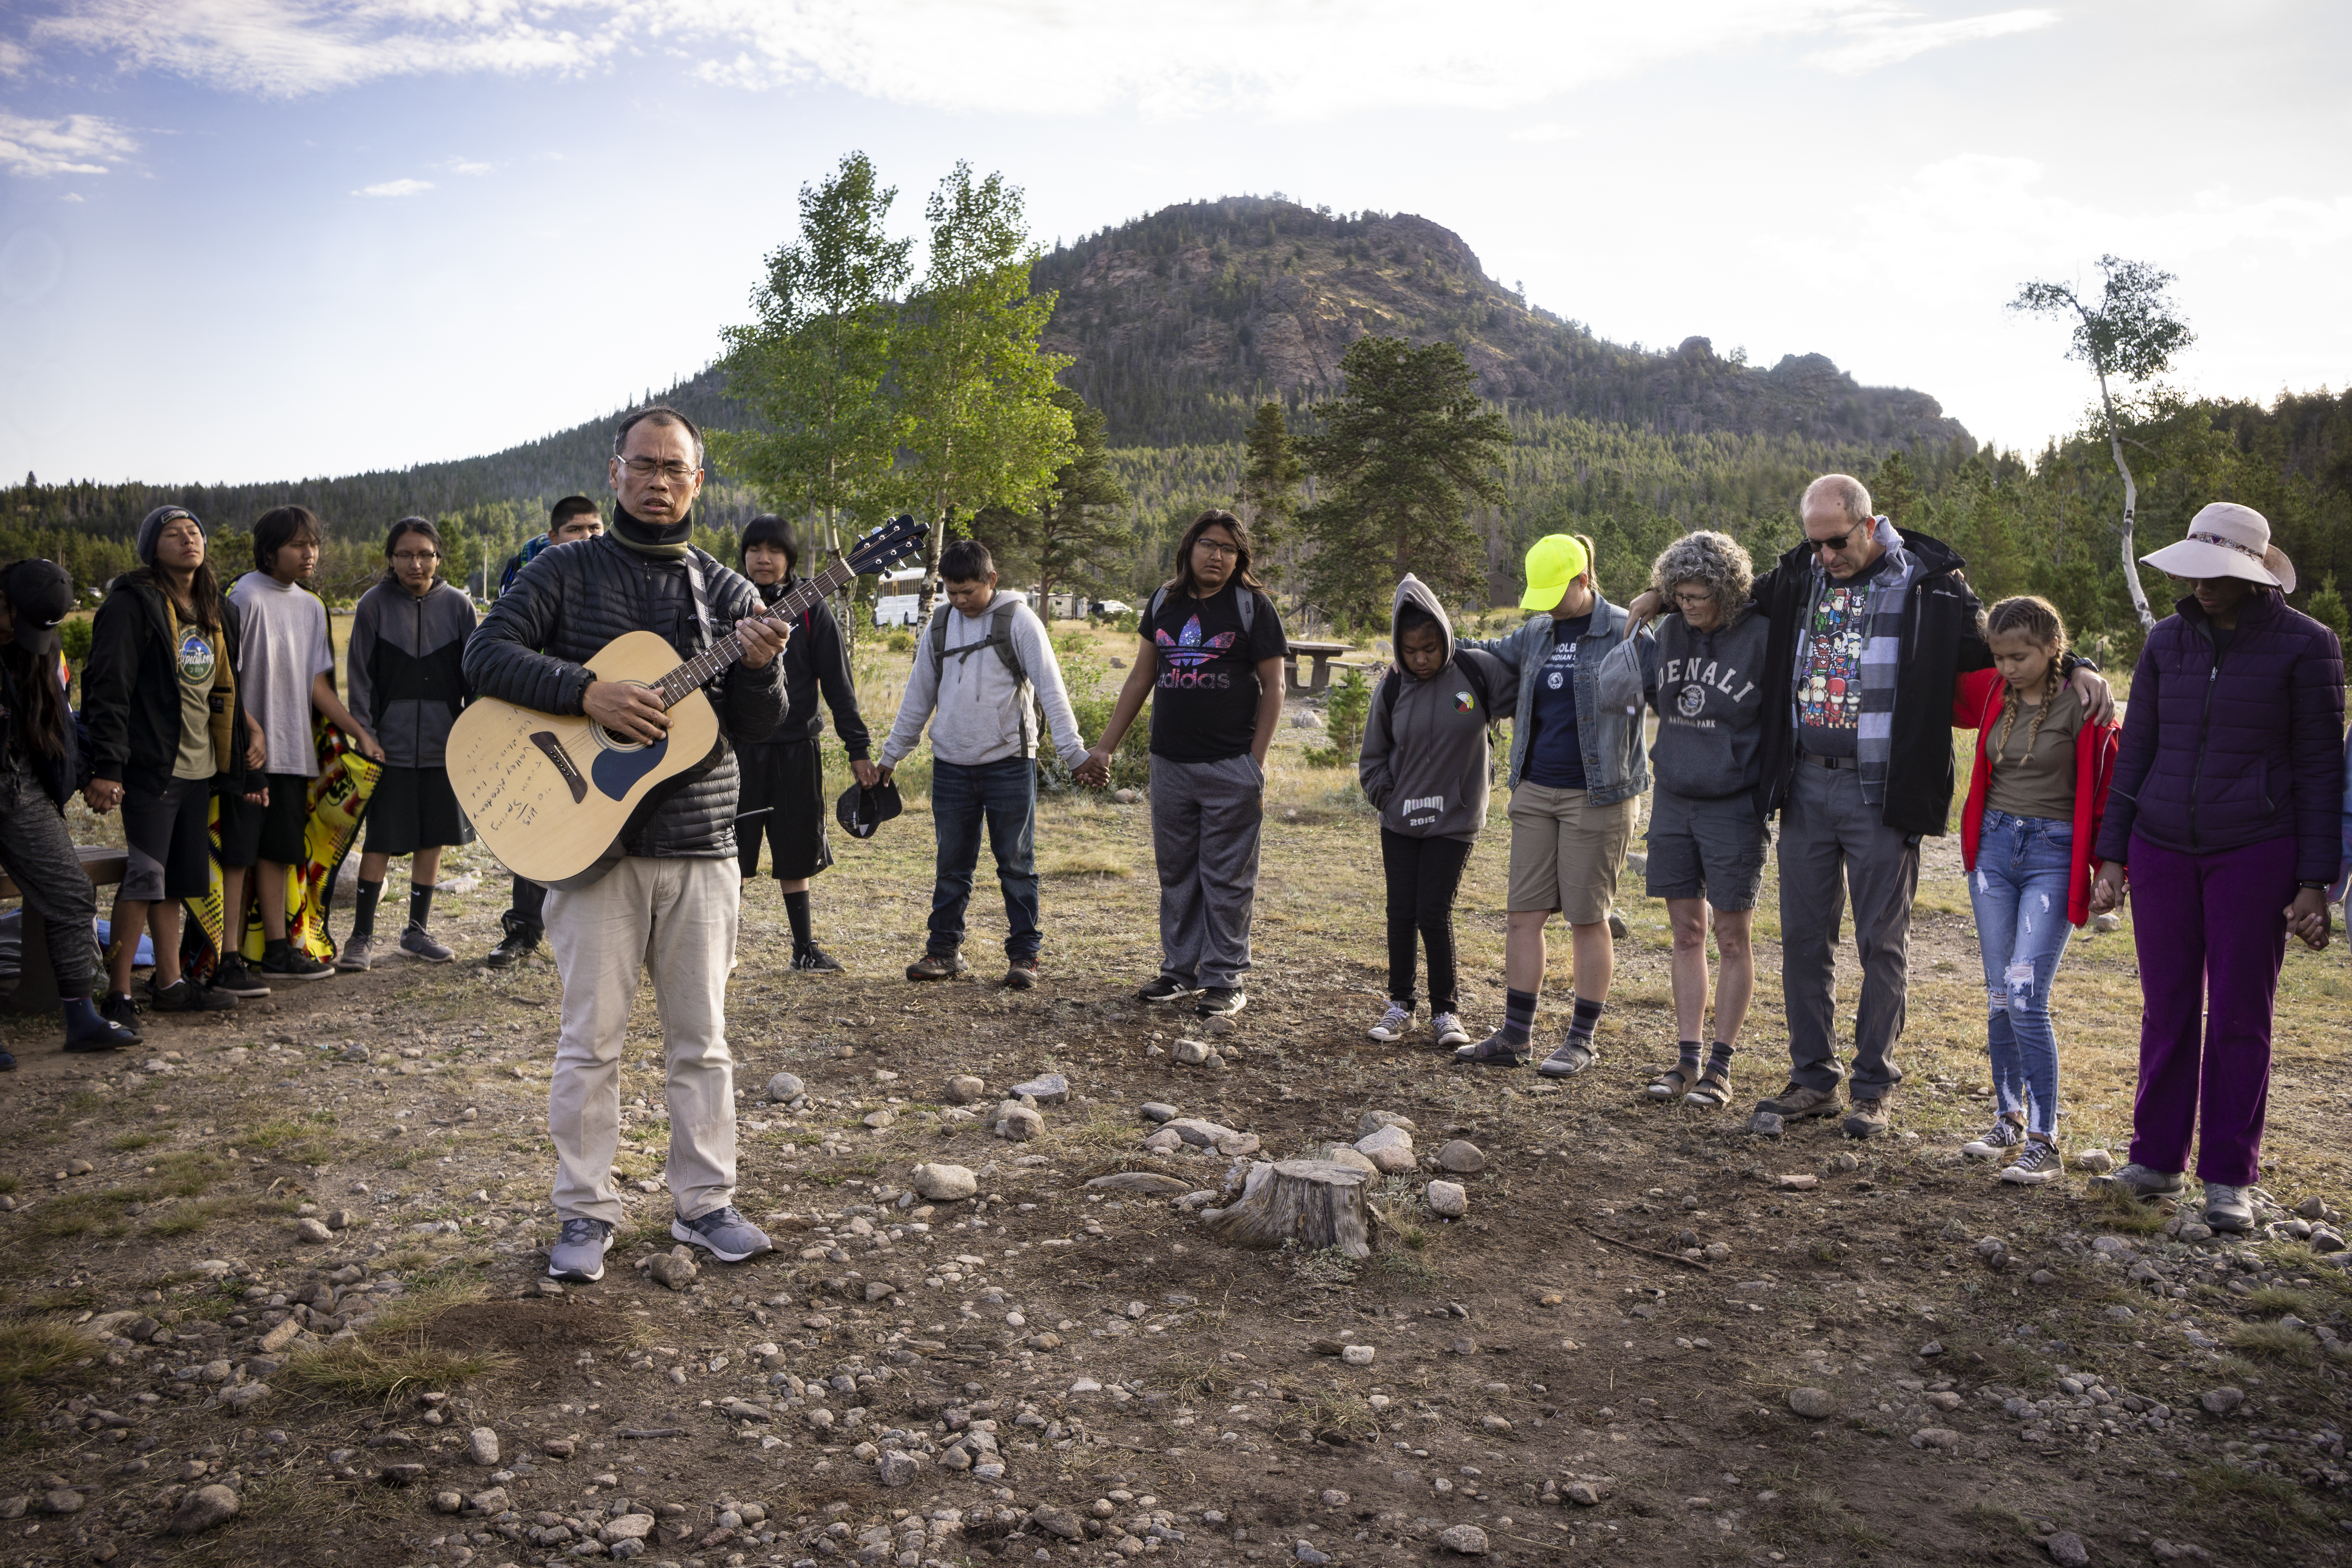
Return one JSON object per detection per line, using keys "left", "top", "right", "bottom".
{"left": 2, "top": 846, "right": 129, "bottom": 1015}
{"left": 1284, "top": 639, "right": 1359, "bottom": 696}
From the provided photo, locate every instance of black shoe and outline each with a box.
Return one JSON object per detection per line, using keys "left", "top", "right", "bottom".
{"left": 483, "top": 927, "right": 540, "bottom": 970}
{"left": 258, "top": 943, "right": 332, "bottom": 982}
{"left": 0, "top": 1047, "right": 15, "bottom": 1070}
{"left": 212, "top": 955, "right": 272, "bottom": 998}
{"left": 1195, "top": 986, "right": 1246, "bottom": 1018}
{"left": 101, "top": 991, "right": 143, "bottom": 1036}
{"left": 792, "top": 942, "right": 845, "bottom": 973}
{"left": 148, "top": 977, "right": 237, "bottom": 1013}
{"left": 906, "top": 951, "right": 968, "bottom": 982}
{"left": 1137, "top": 975, "right": 1199, "bottom": 1005}
{"left": 63, "top": 997, "right": 138, "bottom": 1052}
{"left": 1003, "top": 957, "right": 1040, "bottom": 990}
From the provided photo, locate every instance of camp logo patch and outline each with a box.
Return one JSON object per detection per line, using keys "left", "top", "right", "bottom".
{"left": 176, "top": 628, "right": 216, "bottom": 685}
{"left": 1454, "top": 690, "right": 1475, "bottom": 712}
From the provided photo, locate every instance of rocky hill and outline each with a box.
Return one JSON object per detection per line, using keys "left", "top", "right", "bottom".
{"left": 1034, "top": 197, "right": 1969, "bottom": 450}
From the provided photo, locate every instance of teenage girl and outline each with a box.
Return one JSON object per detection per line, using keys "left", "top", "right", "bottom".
{"left": 1950, "top": 597, "right": 2120, "bottom": 1183}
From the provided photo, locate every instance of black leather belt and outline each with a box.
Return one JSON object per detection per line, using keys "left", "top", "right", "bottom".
{"left": 1800, "top": 751, "right": 1857, "bottom": 770}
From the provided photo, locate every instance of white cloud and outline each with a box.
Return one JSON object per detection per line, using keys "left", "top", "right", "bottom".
{"left": 60, "top": 190, "right": 85, "bottom": 202}
{"left": 439, "top": 156, "right": 492, "bottom": 176}
{"left": 354, "top": 176, "right": 431, "bottom": 197}
{"left": 1806, "top": 7, "right": 2058, "bottom": 74}
{"left": 1507, "top": 122, "right": 1578, "bottom": 143}
{"left": 0, "top": 109, "right": 138, "bottom": 176}
{"left": 0, "top": 38, "right": 33, "bottom": 74}
{"left": 22, "top": 0, "right": 2067, "bottom": 116}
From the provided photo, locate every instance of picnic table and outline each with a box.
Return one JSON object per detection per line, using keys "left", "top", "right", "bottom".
{"left": 1285, "top": 639, "right": 1364, "bottom": 696}
{"left": 1, "top": 845, "right": 128, "bottom": 1015}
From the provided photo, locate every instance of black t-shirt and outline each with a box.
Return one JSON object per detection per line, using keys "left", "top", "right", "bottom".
{"left": 1146, "top": 584, "right": 1289, "bottom": 762}
{"left": 1523, "top": 614, "right": 1591, "bottom": 788}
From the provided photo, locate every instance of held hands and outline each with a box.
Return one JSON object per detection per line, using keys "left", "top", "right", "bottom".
{"left": 736, "top": 615, "right": 789, "bottom": 670}
{"left": 584, "top": 679, "right": 670, "bottom": 745}
{"left": 85, "top": 777, "right": 124, "bottom": 814}
{"left": 245, "top": 724, "right": 267, "bottom": 772}
{"left": 851, "top": 759, "right": 881, "bottom": 789}
{"left": 1074, "top": 746, "right": 1113, "bottom": 789}
{"left": 2287, "top": 887, "right": 2332, "bottom": 951}
{"left": 2088, "top": 862, "right": 2127, "bottom": 915}
{"left": 2068, "top": 666, "right": 2116, "bottom": 726}
{"left": 350, "top": 727, "right": 386, "bottom": 763}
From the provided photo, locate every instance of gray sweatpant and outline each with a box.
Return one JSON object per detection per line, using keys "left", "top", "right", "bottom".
{"left": 0, "top": 761, "right": 98, "bottom": 997}
{"left": 1149, "top": 753, "right": 1265, "bottom": 990}
{"left": 1777, "top": 757, "right": 1919, "bottom": 1098}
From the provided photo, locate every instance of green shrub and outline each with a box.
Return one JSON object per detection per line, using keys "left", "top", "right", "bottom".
{"left": 886, "top": 628, "right": 916, "bottom": 654}
{"left": 1324, "top": 667, "right": 1374, "bottom": 758}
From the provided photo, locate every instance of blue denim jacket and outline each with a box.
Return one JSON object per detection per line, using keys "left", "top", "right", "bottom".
{"left": 1459, "top": 597, "right": 1651, "bottom": 805}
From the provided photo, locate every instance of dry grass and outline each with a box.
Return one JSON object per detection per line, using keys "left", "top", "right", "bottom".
{"left": 1040, "top": 849, "right": 1133, "bottom": 878}
{"left": 281, "top": 1276, "right": 515, "bottom": 1405}
{"left": 0, "top": 1320, "right": 103, "bottom": 1424}
{"left": 2226, "top": 1319, "right": 2319, "bottom": 1364}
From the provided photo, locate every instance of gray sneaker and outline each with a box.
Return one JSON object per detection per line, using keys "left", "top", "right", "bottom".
{"left": 334, "top": 934, "right": 373, "bottom": 973}
{"left": 547, "top": 1217, "right": 614, "bottom": 1283}
{"left": 672, "top": 1204, "right": 771, "bottom": 1264}
{"left": 2089, "top": 1162, "right": 2183, "bottom": 1200}
{"left": 400, "top": 925, "right": 455, "bottom": 964}
{"left": 2202, "top": 1182, "right": 2254, "bottom": 1232}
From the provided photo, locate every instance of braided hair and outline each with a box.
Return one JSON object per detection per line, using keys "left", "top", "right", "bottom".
{"left": 1983, "top": 595, "right": 2069, "bottom": 767}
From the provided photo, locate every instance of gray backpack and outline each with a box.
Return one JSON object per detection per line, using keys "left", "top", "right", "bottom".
{"left": 928, "top": 597, "right": 1036, "bottom": 753}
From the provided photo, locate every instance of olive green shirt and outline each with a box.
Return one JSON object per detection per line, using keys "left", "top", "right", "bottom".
{"left": 1983, "top": 683, "right": 2081, "bottom": 822}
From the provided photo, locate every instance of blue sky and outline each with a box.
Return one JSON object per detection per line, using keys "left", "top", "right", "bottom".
{"left": 2, "top": 0, "right": 2346, "bottom": 485}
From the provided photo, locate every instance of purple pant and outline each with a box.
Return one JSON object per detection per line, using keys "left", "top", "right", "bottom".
{"left": 2125, "top": 833, "right": 2294, "bottom": 1186}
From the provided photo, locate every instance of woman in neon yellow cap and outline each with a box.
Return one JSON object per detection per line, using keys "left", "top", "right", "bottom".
{"left": 1454, "top": 533, "right": 1653, "bottom": 1072}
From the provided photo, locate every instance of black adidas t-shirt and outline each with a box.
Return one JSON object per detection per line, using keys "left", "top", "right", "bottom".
{"left": 1145, "top": 584, "right": 1288, "bottom": 763}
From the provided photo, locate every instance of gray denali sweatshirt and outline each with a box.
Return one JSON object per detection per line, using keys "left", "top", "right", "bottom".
{"left": 1600, "top": 603, "right": 1770, "bottom": 801}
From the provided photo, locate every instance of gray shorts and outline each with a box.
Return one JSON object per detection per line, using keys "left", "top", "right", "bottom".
{"left": 1645, "top": 786, "right": 1769, "bottom": 911}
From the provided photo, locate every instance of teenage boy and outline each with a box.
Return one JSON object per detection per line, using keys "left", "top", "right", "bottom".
{"left": 220, "top": 505, "right": 384, "bottom": 991}
{"left": 481, "top": 496, "right": 604, "bottom": 969}
{"left": 875, "top": 539, "right": 1089, "bottom": 988}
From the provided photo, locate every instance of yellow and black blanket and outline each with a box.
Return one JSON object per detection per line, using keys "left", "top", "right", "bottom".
{"left": 188, "top": 719, "right": 381, "bottom": 978}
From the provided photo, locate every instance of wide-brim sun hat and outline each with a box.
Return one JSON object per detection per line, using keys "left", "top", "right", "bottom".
{"left": 1518, "top": 534, "right": 1590, "bottom": 612}
{"left": 2140, "top": 501, "right": 2296, "bottom": 593}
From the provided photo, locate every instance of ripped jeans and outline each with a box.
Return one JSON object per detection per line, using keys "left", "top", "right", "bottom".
{"left": 1967, "top": 809, "right": 2077, "bottom": 1139}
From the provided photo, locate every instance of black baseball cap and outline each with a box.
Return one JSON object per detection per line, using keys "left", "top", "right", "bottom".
{"left": 835, "top": 778, "right": 904, "bottom": 840}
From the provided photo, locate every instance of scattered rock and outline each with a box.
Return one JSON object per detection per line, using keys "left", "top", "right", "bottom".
{"left": 862, "top": 1109, "right": 895, "bottom": 1129}
{"left": 1009, "top": 1073, "right": 1069, "bottom": 1105}
{"left": 2044, "top": 1530, "right": 2091, "bottom": 1566}
{"left": 1564, "top": 1483, "right": 1600, "bottom": 1507}
{"left": 1315, "top": 1143, "right": 1380, "bottom": 1177}
{"left": 992, "top": 1103, "right": 1044, "bottom": 1142}
{"left": 294, "top": 1217, "right": 333, "bottom": 1243}
{"left": 1436, "top": 1524, "right": 1490, "bottom": 1555}
{"left": 1918, "top": 1339, "right": 1944, "bottom": 1358}
{"left": 541, "top": 1439, "right": 575, "bottom": 1458}
{"left": 2200, "top": 1387, "right": 2243, "bottom": 1416}
{"left": 1749, "top": 1111, "right": 1784, "bottom": 1138}
{"left": 877, "top": 1449, "right": 922, "bottom": 1487}
{"left": 2028, "top": 1270, "right": 2058, "bottom": 1287}
{"left": 2074, "top": 1149, "right": 2115, "bottom": 1174}
{"left": 1357, "top": 1110, "right": 1416, "bottom": 1137}
{"left": 1775, "top": 1174, "right": 1818, "bottom": 1191}
{"left": 1140, "top": 1102, "right": 1179, "bottom": 1123}
{"left": 1031, "top": 1506, "right": 1085, "bottom": 1541}
{"left": 943, "top": 1075, "right": 986, "bottom": 1105}
{"left": 912, "top": 1163, "right": 978, "bottom": 1201}
{"left": 2178, "top": 1222, "right": 2214, "bottom": 1243}
{"left": 166, "top": 1485, "right": 239, "bottom": 1535}
{"left": 1341, "top": 1344, "right": 1376, "bottom": 1366}
{"left": 467, "top": 1486, "right": 510, "bottom": 1514}
{"left": 433, "top": 1490, "right": 464, "bottom": 1514}
{"left": 1976, "top": 1236, "right": 2011, "bottom": 1270}
{"left": 647, "top": 1249, "right": 699, "bottom": 1290}
{"left": 1164, "top": 1117, "right": 1248, "bottom": 1149}
{"left": 864, "top": 1281, "right": 898, "bottom": 1303}
{"left": 1480, "top": 1414, "right": 1513, "bottom": 1433}
{"left": 1436, "top": 1140, "right": 1485, "bottom": 1174}
{"left": 323, "top": 1208, "right": 352, "bottom": 1230}
{"left": 65, "top": 1158, "right": 94, "bottom": 1176}
{"left": 1910, "top": 1427, "right": 1960, "bottom": 1449}
{"left": 466, "top": 1427, "right": 499, "bottom": 1466}
{"left": 1320, "top": 1490, "right": 1350, "bottom": 1508}
{"left": 766, "top": 1072, "right": 805, "bottom": 1102}
{"left": 1172, "top": 1039, "right": 1212, "bottom": 1066}
{"left": 379, "top": 1462, "right": 427, "bottom": 1485}
{"left": 1354, "top": 1124, "right": 1417, "bottom": 1173}
{"left": 2092, "top": 912, "right": 2122, "bottom": 933}
{"left": 220, "top": 1383, "right": 272, "bottom": 1413}
{"left": 1828, "top": 1151, "right": 1860, "bottom": 1173}
{"left": 259, "top": 1317, "right": 303, "bottom": 1355}
{"left": 1426, "top": 1181, "right": 1468, "bottom": 1218}
{"left": 1788, "top": 1387, "right": 1837, "bottom": 1419}
{"left": 42, "top": 1489, "right": 84, "bottom": 1514}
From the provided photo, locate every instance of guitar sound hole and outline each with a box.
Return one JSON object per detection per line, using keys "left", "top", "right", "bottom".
{"left": 592, "top": 681, "right": 659, "bottom": 752}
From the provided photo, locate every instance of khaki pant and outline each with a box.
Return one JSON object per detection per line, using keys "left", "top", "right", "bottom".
{"left": 1505, "top": 783, "right": 1635, "bottom": 924}
{"left": 545, "top": 856, "right": 739, "bottom": 1225}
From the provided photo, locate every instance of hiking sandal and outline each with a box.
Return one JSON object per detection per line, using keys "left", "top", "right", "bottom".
{"left": 1682, "top": 1064, "right": 1733, "bottom": 1108}
{"left": 1647, "top": 1063, "right": 1696, "bottom": 1101}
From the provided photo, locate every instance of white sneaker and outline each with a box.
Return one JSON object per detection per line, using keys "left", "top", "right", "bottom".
{"left": 1999, "top": 1140, "right": 2064, "bottom": 1185}
{"left": 1963, "top": 1117, "right": 2026, "bottom": 1160}
{"left": 1367, "top": 1003, "right": 1413, "bottom": 1042}
{"left": 1431, "top": 1013, "right": 1471, "bottom": 1049}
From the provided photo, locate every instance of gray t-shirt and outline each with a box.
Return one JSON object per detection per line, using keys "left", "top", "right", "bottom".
{"left": 229, "top": 572, "right": 334, "bottom": 779}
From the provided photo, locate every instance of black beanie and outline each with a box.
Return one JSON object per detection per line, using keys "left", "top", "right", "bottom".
{"left": 740, "top": 514, "right": 799, "bottom": 578}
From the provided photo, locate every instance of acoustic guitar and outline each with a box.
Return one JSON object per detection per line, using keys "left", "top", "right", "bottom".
{"left": 448, "top": 514, "right": 926, "bottom": 886}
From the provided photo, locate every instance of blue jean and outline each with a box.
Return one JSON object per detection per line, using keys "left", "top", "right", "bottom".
{"left": 1967, "top": 809, "right": 2076, "bottom": 1138}
{"left": 927, "top": 757, "right": 1041, "bottom": 961}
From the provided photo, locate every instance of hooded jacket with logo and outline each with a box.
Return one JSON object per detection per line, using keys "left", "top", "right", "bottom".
{"left": 1358, "top": 576, "right": 1515, "bottom": 841}
{"left": 1597, "top": 604, "right": 1771, "bottom": 804}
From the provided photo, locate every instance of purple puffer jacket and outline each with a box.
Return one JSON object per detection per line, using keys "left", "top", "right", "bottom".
{"left": 2096, "top": 588, "right": 2346, "bottom": 882}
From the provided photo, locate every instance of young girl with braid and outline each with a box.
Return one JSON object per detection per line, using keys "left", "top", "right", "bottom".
{"left": 1949, "top": 596, "right": 2119, "bottom": 1185}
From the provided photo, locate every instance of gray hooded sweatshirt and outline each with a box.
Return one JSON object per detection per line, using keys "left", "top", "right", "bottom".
{"left": 1358, "top": 576, "right": 1515, "bottom": 842}
{"left": 1596, "top": 602, "right": 1770, "bottom": 802}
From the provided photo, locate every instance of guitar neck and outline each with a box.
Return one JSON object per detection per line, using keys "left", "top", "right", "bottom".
{"left": 652, "top": 560, "right": 853, "bottom": 708}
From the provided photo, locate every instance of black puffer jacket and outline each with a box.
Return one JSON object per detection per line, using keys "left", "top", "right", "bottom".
{"left": 462, "top": 532, "right": 786, "bottom": 858}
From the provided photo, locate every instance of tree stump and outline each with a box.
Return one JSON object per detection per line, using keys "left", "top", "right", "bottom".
{"left": 1201, "top": 1159, "right": 1375, "bottom": 1259}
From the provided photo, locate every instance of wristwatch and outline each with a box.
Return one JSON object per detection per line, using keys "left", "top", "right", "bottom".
{"left": 2298, "top": 881, "right": 2330, "bottom": 891}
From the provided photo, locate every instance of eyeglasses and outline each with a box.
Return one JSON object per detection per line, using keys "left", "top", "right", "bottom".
{"left": 1193, "top": 539, "right": 1240, "bottom": 558}
{"left": 619, "top": 457, "right": 699, "bottom": 483}
{"left": 1672, "top": 589, "right": 1715, "bottom": 607}
{"left": 1805, "top": 518, "right": 1869, "bottom": 556}
{"left": 392, "top": 551, "right": 440, "bottom": 565}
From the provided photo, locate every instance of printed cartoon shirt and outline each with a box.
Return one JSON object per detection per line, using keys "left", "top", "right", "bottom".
{"left": 1797, "top": 581, "right": 1867, "bottom": 757}
{"left": 172, "top": 619, "right": 218, "bottom": 780}
{"left": 1145, "top": 585, "right": 1288, "bottom": 763}
{"left": 1521, "top": 613, "right": 1592, "bottom": 788}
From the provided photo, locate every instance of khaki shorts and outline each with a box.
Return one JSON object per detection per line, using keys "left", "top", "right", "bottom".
{"left": 1506, "top": 783, "right": 1636, "bottom": 924}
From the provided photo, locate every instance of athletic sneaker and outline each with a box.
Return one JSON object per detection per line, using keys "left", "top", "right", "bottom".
{"left": 1002, "top": 958, "right": 1040, "bottom": 990}
{"left": 259, "top": 944, "right": 333, "bottom": 982}
{"left": 1367, "top": 1003, "right": 1414, "bottom": 1042}
{"left": 148, "top": 977, "right": 236, "bottom": 1013}
{"left": 1963, "top": 1116, "right": 2027, "bottom": 1160}
{"left": 212, "top": 955, "right": 273, "bottom": 998}
{"left": 1754, "top": 1082, "right": 1842, "bottom": 1120}
{"left": 482, "top": 927, "right": 539, "bottom": 969}
{"left": 100, "top": 991, "right": 143, "bottom": 1036}
{"left": 2088, "top": 1162, "right": 2183, "bottom": 1200}
{"left": 1537, "top": 1038, "right": 1596, "bottom": 1077}
{"left": 1454, "top": 1030, "right": 1528, "bottom": 1068}
{"left": 335, "top": 935, "right": 373, "bottom": 973}
{"left": 673, "top": 1204, "right": 772, "bottom": 1263}
{"left": 1841, "top": 1094, "right": 1892, "bottom": 1140}
{"left": 2000, "top": 1140, "right": 2064, "bottom": 1185}
{"left": 547, "top": 1217, "right": 614, "bottom": 1283}
{"left": 1431, "top": 1013, "right": 1471, "bottom": 1049}
{"left": 2202, "top": 1182, "right": 2254, "bottom": 1232}
{"left": 793, "top": 942, "right": 846, "bottom": 973}
{"left": 1136, "top": 975, "right": 1199, "bottom": 1005}
{"left": 1195, "top": 986, "right": 1247, "bottom": 1018}
{"left": 907, "top": 951, "right": 967, "bottom": 982}
{"left": 400, "top": 926, "right": 455, "bottom": 964}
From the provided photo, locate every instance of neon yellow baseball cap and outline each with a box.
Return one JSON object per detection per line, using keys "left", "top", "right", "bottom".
{"left": 1518, "top": 534, "right": 1590, "bottom": 611}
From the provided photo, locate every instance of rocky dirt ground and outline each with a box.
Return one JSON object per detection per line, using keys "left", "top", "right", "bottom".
{"left": 3, "top": 688, "right": 2351, "bottom": 1568}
